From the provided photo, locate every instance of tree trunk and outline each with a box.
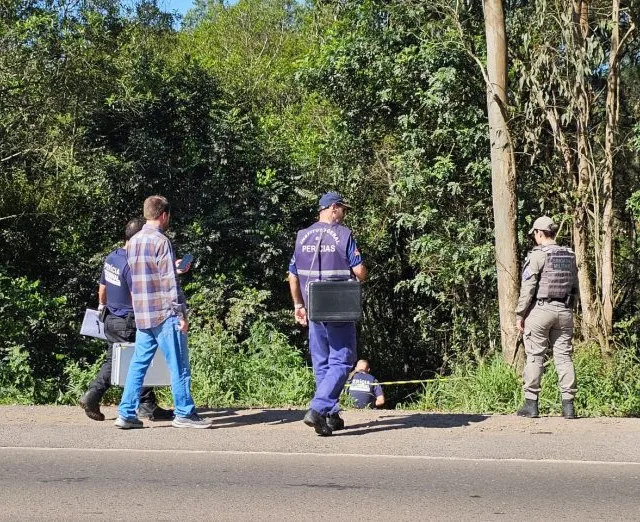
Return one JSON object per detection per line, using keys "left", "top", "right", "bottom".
{"left": 572, "top": 0, "right": 601, "bottom": 343}
{"left": 538, "top": 99, "right": 599, "bottom": 341}
{"left": 601, "top": 0, "right": 620, "bottom": 346}
{"left": 483, "top": 0, "right": 520, "bottom": 365}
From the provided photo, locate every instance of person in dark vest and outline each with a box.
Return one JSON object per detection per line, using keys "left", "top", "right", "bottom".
{"left": 348, "top": 359, "right": 385, "bottom": 409}
{"left": 79, "top": 218, "right": 174, "bottom": 422}
{"left": 288, "top": 192, "right": 368, "bottom": 436}
{"left": 515, "top": 216, "right": 579, "bottom": 419}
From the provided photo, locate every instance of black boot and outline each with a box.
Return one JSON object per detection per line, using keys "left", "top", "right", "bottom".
{"left": 138, "top": 404, "right": 174, "bottom": 421}
{"left": 303, "top": 408, "right": 332, "bottom": 436}
{"left": 79, "top": 388, "right": 105, "bottom": 421}
{"left": 326, "top": 412, "right": 345, "bottom": 431}
{"left": 516, "top": 399, "right": 539, "bottom": 418}
{"left": 562, "top": 400, "right": 576, "bottom": 419}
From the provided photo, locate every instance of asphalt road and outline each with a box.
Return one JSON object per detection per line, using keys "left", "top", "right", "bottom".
{"left": 1, "top": 406, "right": 639, "bottom": 521}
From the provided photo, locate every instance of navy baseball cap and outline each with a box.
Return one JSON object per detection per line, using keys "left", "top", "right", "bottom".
{"left": 319, "top": 192, "right": 352, "bottom": 210}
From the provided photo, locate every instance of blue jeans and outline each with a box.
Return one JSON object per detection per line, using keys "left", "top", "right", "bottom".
{"left": 118, "top": 316, "right": 196, "bottom": 420}
{"left": 309, "top": 321, "right": 357, "bottom": 415}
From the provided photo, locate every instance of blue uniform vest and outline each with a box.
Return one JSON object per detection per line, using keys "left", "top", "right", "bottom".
{"left": 294, "top": 223, "right": 353, "bottom": 307}
{"left": 348, "top": 372, "right": 378, "bottom": 408}
{"left": 101, "top": 248, "right": 133, "bottom": 317}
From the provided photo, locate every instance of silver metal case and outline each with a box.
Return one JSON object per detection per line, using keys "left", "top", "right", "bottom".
{"left": 110, "top": 343, "right": 171, "bottom": 387}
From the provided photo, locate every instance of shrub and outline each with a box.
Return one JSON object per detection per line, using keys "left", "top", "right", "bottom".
{"left": 0, "top": 345, "right": 37, "bottom": 404}
{"left": 57, "top": 353, "right": 122, "bottom": 406}
{"left": 0, "top": 272, "right": 81, "bottom": 402}
{"left": 155, "top": 320, "right": 315, "bottom": 408}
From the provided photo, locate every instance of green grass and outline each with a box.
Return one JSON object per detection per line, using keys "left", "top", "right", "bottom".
{"left": 400, "top": 356, "right": 521, "bottom": 413}
{"left": 402, "top": 344, "right": 640, "bottom": 417}
{"left": 4, "top": 327, "right": 640, "bottom": 418}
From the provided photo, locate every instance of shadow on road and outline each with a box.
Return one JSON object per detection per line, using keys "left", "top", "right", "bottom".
{"left": 335, "top": 413, "right": 489, "bottom": 436}
{"left": 197, "top": 408, "right": 305, "bottom": 428}
{"left": 195, "top": 409, "right": 489, "bottom": 434}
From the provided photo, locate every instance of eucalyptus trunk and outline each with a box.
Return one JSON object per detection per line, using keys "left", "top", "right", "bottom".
{"left": 572, "top": 0, "right": 601, "bottom": 343}
{"left": 483, "top": 0, "right": 520, "bottom": 365}
{"left": 601, "top": 0, "right": 621, "bottom": 345}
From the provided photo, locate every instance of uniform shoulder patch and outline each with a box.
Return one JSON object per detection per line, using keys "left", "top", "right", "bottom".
{"left": 521, "top": 257, "right": 532, "bottom": 280}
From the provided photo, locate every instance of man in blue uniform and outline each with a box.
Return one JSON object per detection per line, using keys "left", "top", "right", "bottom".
{"left": 288, "top": 192, "right": 368, "bottom": 436}
{"left": 348, "top": 359, "right": 385, "bottom": 409}
{"left": 79, "top": 218, "right": 173, "bottom": 422}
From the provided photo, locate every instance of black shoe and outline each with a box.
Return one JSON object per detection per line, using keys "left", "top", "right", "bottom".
{"left": 326, "top": 413, "right": 345, "bottom": 431}
{"left": 80, "top": 389, "right": 105, "bottom": 422}
{"left": 138, "top": 405, "right": 174, "bottom": 421}
{"left": 303, "top": 408, "right": 332, "bottom": 436}
{"left": 516, "top": 399, "right": 539, "bottom": 418}
{"left": 562, "top": 400, "right": 576, "bottom": 419}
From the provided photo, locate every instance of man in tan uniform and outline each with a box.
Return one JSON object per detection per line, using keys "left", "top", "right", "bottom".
{"left": 515, "top": 216, "right": 579, "bottom": 419}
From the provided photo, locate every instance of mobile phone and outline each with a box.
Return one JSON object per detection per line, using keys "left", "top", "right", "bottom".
{"left": 177, "top": 254, "right": 193, "bottom": 271}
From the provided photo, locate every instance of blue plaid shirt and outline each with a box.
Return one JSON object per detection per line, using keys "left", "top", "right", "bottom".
{"left": 126, "top": 224, "right": 186, "bottom": 329}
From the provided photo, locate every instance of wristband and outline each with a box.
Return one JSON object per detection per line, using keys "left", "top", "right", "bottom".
{"left": 98, "top": 304, "right": 105, "bottom": 311}
{"left": 294, "top": 303, "right": 304, "bottom": 310}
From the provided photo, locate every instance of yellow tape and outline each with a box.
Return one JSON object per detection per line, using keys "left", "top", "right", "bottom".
{"left": 344, "top": 377, "right": 466, "bottom": 387}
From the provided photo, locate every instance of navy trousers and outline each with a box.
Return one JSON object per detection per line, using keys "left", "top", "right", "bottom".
{"left": 309, "top": 321, "right": 357, "bottom": 415}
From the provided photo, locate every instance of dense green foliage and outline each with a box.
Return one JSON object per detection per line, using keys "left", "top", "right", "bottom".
{"left": 1, "top": 0, "right": 639, "bottom": 412}
{"left": 55, "top": 321, "right": 315, "bottom": 408}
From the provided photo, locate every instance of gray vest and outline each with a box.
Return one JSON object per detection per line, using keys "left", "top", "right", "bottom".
{"left": 294, "top": 223, "right": 353, "bottom": 306}
{"left": 535, "top": 245, "right": 576, "bottom": 299}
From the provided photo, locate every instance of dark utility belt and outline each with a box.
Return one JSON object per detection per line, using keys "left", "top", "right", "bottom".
{"left": 102, "top": 308, "right": 136, "bottom": 327}
{"left": 537, "top": 296, "right": 572, "bottom": 306}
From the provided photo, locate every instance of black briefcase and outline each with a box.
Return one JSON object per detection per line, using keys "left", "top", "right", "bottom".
{"left": 307, "top": 280, "right": 362, "bottom": 322}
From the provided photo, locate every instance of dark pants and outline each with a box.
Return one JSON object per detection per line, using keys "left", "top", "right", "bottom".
{"left": 87, "top": 312, "right": 155, "bottom": 406}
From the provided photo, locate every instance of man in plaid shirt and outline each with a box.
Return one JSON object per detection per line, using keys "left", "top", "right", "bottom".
{"left": 115, "top": 195, "right": 211, "bottom": 429}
